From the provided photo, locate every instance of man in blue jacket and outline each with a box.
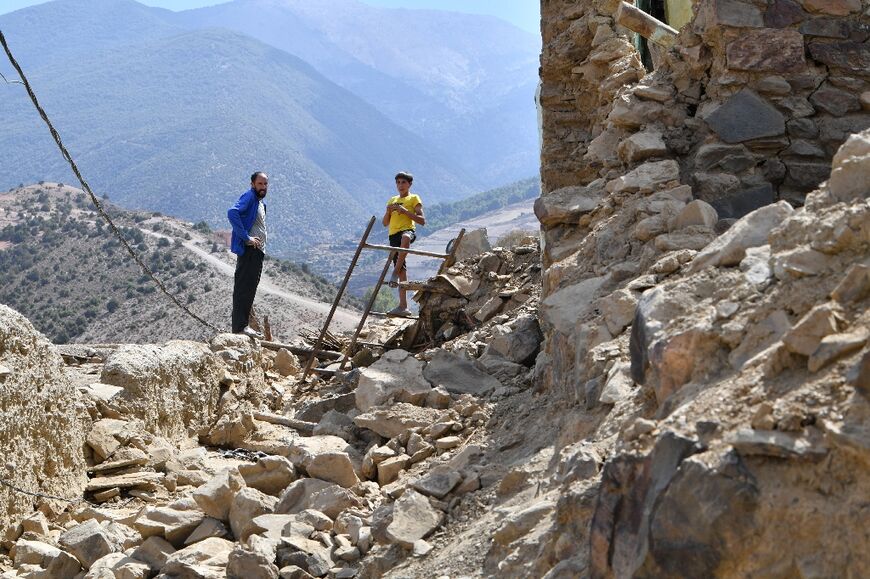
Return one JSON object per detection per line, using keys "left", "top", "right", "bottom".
{"left": 228, "top": 172, "right": 268, "bottom": 337}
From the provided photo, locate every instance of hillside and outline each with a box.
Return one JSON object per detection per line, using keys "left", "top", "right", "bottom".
{"left": 180, "top": 0, "right": 541, "bottom": 185}
{"left": 0, "top": 183, "right": 361, "bottom": 344}
{"left": 0, "top": 0, "right": 541, "bottom": 251}
{"left": 0, "top": 5, "right": 479, "bottom": 253}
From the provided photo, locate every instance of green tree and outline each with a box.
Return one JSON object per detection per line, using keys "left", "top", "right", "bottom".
{"left": 363, "top": 286, "right": 399, "bottom": 313}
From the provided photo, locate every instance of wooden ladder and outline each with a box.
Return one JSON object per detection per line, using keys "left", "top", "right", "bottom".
{"left": 301, "top": 216, "right": 465, "bottom": 381}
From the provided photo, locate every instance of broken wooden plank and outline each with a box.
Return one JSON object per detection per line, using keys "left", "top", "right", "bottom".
{"left": 253, "top": 411, "right": 317, "bottom": 435}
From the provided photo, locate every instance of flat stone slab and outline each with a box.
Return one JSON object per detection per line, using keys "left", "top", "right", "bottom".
{"left": 354, "top": 403, "right": 443, "bottom": 438}
{"left": 86, "top": 471, "right": 165, "bottom": 492}
{"left": 423, "top": 350, "right": 501, "bottom": 397}
{"left": 726, "top": 28, "right": 805, "bottom": 72}
{"left": 705, "top": 89, "right": 785, "bottom": 144}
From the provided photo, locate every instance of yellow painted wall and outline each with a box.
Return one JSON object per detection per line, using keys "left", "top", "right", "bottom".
{"left": 666, "top": 0, "right": 694, "bottom": 30}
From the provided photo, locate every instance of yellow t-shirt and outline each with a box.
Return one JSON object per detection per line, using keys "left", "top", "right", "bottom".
{"left": 387, "top": 193, "right": 422, "bottom": 235}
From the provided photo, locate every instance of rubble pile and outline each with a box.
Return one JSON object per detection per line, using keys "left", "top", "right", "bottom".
{"left": 0, "top": 1, "right": 868, "bottom": 576}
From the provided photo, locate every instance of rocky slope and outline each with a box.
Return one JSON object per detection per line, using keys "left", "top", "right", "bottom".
{"left": 0, "top": 183, "right": 360, "bottom": 344}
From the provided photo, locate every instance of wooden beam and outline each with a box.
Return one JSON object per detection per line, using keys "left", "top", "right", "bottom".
{"left": 260, "top": 341, "right": 342, "bottom": 360}
{"left": 362, "top": 243, "right": 450, "bottom": 259}
{"left": 616, "top": 1, "right": 678, "bottom": 48}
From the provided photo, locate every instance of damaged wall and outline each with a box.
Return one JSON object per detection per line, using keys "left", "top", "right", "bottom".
{"left": 0, "top": 305, "right": 88, "bottom": 533}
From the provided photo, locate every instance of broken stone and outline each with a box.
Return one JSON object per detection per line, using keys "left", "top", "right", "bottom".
{"left": 192, "top": 467, "right": 246, "bottom": 521}
{"left": 828, "top": 129, "right": 870, "bottom": 203}
{"left": 605, "top": 160, "right": 681, "bottom": 194}
{"left": 377, "top": 454, "right": 410, "bottom": 486}
{"left": 86, "top": 418, "right": 128, "bottom": 461}
{"left": 453, "top": 228, "right": 492, "bottom": 262}
{"left": 412, "top": 470, "right": 462, "bottom": 499}
{"left": 435, "top": 436, "right": 462, "bottom": 450}
{"left": 688, "top": 201, "right": 794, "bottom": 272}
{"left": 133, "top": 505, "right": 204, "bottom": 547}
{"left": 238, "top": 456, "right": 297, "bottom": 496}
{"left": 353, "top": 403, "right": 442, "bottom": 438}
{"left": 484, "top": 315, "right": 543, "bottom": 366}
{"left": 355, "top": 349, "right": 432, "bottom": 412}
{"left": 599, "top": 363, "right": 634, "bottom": 405}
{"left": 728, "top": 428, "right": 828, "bottom": 460}
{"left": 305, "top": 452, "right": 360, "bottom": 489}
{"left": 704, "top": 89, "right": 786, "bottom": 143}
{"left": 808, "top": 330, "right": 869, "bottom": 372}
{"left": 783, "top": 304, "right": 842, "bottom": 356}
{"left": 275, "top": 479, "right": 333, "bottom": 515}
{"left": 674, "top": 200, "right": 718, "bottom": 230}
{"left": 385, "top": 489, "right": 443, "bottom": 548}
{"left": 59, "top": 519, "right": 124, "bottom": 569}
{"left": 422, "top": 350, "right": 501, "bottom": 397}
{"left": 617, "top": 131, "right": 668, "bottom": 164}
{"left": 85, "top": 471, "right": 163, "bottom": 493}
{"left": 831, "top": 264, "right": 870, "bottom": 304}
{"left": 131, "top": 536, "right": 175, "bottom": 571}
{"left": 161, "top": 537, "right": 235, "bottom": 577}
{"left": 274, "top": 348, "right": 300, "bottom": 377}
{"left": 492, "top": 501, "right": 555, "bottom": 547}
{"left": 534, "top": 186, "right": 602, "bottom": 227}
{"left": 227, "top": 535, "right": 280, "bottom": 579}
{"left": 12, "top": 539, "right": 81, "bottom": 578}
{"left": 801, "top": 0, "right": 861, "bottom": 16}
{"left": 88, "top": 552, "right": 151, "bottom": 579}
{"left": 229, "top": 487, "right": 278, "bottom": 540}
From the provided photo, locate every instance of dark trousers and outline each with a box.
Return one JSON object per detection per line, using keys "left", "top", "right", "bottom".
{"left": 232, "top": 248, "right": 264, "bottom": 332}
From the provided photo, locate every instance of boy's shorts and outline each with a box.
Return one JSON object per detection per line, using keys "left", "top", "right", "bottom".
{"left": 389, "top": 229, "right": 416, "bottom": 269}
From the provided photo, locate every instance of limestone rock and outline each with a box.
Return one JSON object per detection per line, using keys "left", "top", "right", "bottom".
{"left": 728, "top": 428, "right": 828, "bottom": 459}
{"left": 783, "top": 304, "right": 842, "bottom": 356}
{"left": 184, "top": 517, "right": 230, "bottom": 545}
{"left": 229, "top": 487, "right": 278, "bottom": 540}
{"left": 674, "top": 200, "right": 718, "bottom": 230}
{"left": 605, "top": 160, "right": 681, "bottom": 194}
{"left": 412, "top": 470, "right": 462, "bottom": 499}
{"left": 12, "top": 540, "right": 80, "bottom": 578}
{"left": 385, "top": 489, "right": 443, "bottom": 548}
{"left": 133, "top": 505, "right": 205, "bottom": 546}
{"left": 808, "top": 330, "right": 869, "bottom": 372}
{"left": 161, "top": 537, "right": 234, "bottom": 577}
{"left": 238, "top": 456, "right": 297, "bottom": 496}
{"left": 831, "top": 264, "right": 870, "bottom": 304}
{"left": 453, "top": 228, "right": 492, "bottom": 262}
{"left": 193, "top": 467, "right": 246, "bottom": 521}
{"left": 275, "top": 479, "right": 334, "bottom": 515}
{"left": 484, "top": 314, "right": 543, "bottom": 366}
{"left": 226, "top": 535, "right": 280, "bottom": 579}
{"left": 422, "top": 350, "right": 501, "bottom": 397}
{"left": 305, "top": 452, "right": 360, "bottom": 488}
{"left": 355, "top": 349, "right": 432, "bottom": 411}
{"left": 828, "top": 129, "right": 870, "bottom": 203}
{"left": 688, "top": 201, "right": 794, "bottom": 272}
{"left": 0, "top": 306, "right": 88, "bottom": 532}
{"left": 617, "top": 131, "right": 668, "bottom": 164}
{"left": 598, "top": 289, "right": 638, "bottom": 336}
{"left": 100, "top": 341, "right": 224, "bottom": 443}
{"left": 377, "top": 454, "right": 410, "bottom": 486}
{"left": 492, "top": 501, "right": 555, "bottom": 547}
{"left": 353, "top": 403, "right": 443, "bottom": 438}
{"left": 59, "top": 519, "right": 124, "bottom": 569}
{"left": 801, "top": 0, "right": 861, "bottom": 15}
{"left": 274, "top": 349, "right": 300, "bottom": 377}
{"left": 86, "top": 552, "right": 151, "bottom": 579}
{"left": 534, "top": 186, "right": 602, "bottom": 227}
{"left": 131, "top": 536, "right": 175, "bottom": 571}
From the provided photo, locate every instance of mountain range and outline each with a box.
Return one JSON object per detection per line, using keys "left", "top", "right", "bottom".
{"left": 0, "top": 0, "right": 539, "bottom": 255}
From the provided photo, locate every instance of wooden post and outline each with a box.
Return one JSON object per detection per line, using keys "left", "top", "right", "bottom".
{"left": 301, "top": 216, "right": 376, "bottom": 381}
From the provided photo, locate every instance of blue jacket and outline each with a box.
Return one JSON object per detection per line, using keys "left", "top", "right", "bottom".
{"left": 227, "top": 188, "right": 265, "bottom": 256}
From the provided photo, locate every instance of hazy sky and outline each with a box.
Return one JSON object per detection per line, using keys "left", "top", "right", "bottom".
{"left": 0, "top": 0, "right": 541, "bottom": 34}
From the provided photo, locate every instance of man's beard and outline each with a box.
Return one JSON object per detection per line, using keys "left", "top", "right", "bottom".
{"left": 255, "top": 189, "right": 267, "bottom": 199}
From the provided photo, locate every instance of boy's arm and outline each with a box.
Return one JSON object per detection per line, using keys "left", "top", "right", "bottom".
{"left": 409, "top": 203, "right": 425, "bottom": 226}
{"left": 382, "top": 203, "right": 394, "bottom": 227}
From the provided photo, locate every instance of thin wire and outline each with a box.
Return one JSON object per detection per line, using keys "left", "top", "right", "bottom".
{"left": 0, "top": 29, "right": 222, "bottom": 333}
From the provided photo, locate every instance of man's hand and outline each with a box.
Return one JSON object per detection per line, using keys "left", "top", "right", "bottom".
{"left": 390, "top": 203, "right": 405, "bottom": 215}
{"left": 247, "top": 237, "right": 263, "bottom": 250}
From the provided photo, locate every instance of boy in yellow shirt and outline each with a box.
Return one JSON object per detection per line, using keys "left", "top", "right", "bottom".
{"left": 382, "top": 171, "right": 425, "bottom": 317}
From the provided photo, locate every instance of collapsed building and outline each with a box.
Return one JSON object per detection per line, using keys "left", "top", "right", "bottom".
{"left": 0, "top": 0, "right": 868, "bottom": 577}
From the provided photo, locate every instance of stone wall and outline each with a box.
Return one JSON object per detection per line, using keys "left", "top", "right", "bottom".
{"left": 537, "top": 0, "right": 870, "bottom": 400}
{"left": 0, "top": 305, "right": 88, "bottom": 533}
